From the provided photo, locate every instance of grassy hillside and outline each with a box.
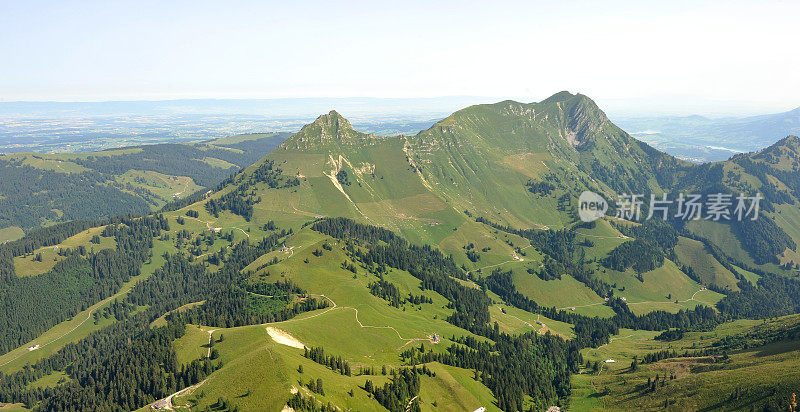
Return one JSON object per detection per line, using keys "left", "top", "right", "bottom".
{"left": 404, "top": 94, "right": 681, "bottom": 230}
{"left": 674, "top": 237, "right": 740, "bottom": 291}
{"left": 0, "top": 227, "right": 24, "bottom": 244}
{"left": 5, "top": 94, "right": 800, "bottom": 411}
{"left": 0, "top": 133, "right": 289, "bottom": 231}
{"left": 572, "top": 315, "right": 800, "bottom": 411}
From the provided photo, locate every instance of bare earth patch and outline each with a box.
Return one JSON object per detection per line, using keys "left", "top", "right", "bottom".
{"left": 266, "top": 327, "right": 305, "bottom": 349}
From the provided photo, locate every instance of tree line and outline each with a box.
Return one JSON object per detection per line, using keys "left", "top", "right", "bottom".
{"left": 475, "top": 216, "right": 614, "bottom": 298}
{"left": 0, "top": 220, "right": 327, "bottom": 410}
{"left": 312, "top": 218, "right": 576, "bottom": 410}
{"left": 0, "top": 215, "right": 168, "bottom": 354}
{"left": 304, "top": 346, "right": 352, "bottom": 376}
{"left": 0, "top": 159, "right": 150, "bottom": 230}
{"left": 366, "top": 367, "right": 425, "bottom": 412}
{"left": 205, "top": 159, "right": 299, "bottom": 221}
{"left": 313, "top": 217, "right": 491, "bottom": 334}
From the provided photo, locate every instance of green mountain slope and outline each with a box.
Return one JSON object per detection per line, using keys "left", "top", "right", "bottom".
{"left": 405, "top": 93, "right": 680, "bottom": 229}
{"left": 0, "top": 133, "right": 289, "bottom": 233}
{"left": 4, "top": 93, "right": 800, "bottom": 411}
{"left": 255, "top": 111, "right": 469, "bottom": 247}
{"left": 667, "top": 135, "right": 800, "bottom": 269}
{"left": 234, "top": 93, "right": 799, "bottom": 275}
{"left": 250, "top": 94, "right": 679, "bottom": 235}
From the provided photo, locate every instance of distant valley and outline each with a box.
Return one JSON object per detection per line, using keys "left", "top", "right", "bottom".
{"left": 0, "top": 97, "right": 487, "bottom": 153}
{"left": 614, "top": 106, "right": 800, "bottom": 162}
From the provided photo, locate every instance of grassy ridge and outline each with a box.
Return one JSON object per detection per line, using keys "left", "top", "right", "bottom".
{"left": 160, "top": 225, "right": 500, "bottom": 410}
{"left": 572, "top": 316, "right": 800, "bottom": 410}
{"left": 674, "top": 237, "right": 740, "bottom": 291}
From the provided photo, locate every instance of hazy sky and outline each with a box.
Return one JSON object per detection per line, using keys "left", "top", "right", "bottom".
{"left": 2, "top": 0, "right": 798, "bottom": 115}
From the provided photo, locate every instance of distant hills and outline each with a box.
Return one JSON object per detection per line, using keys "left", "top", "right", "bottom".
{"left": 0, "top": 97, "right": 485, "bottom": 154}
{"left": 615, "top": 106, "right": 800, "bottom": 162}
{"left": 6, "top": 97, "right": 799, "bottom": 162}
{"left": 0, "top": 97, "right": 491, "bottom": 117}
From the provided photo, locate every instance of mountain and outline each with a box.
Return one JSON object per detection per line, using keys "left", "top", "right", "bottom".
{"left": 191, "top": 96, "right": 800, "bottom": 409}
{"left": 656, "top": 135, "right": 800, "bottom": 268}
{"left": 279, "top": 110, "right": 385, "bottom": 151}
{"left": 249, "top": 92, "right": 800, "bottom": 267}
{"left": 257, "top": 93, "right": 680, "bottom": 234}
{"left": 202, "top": 93, "right": 800, "bottom": 322}
{"left": 0, "top": 132, "right": 289, "bottom": 237}
{"left": 188, "top": 93, "right": 800, "bottom": 285}
{"left": 614, "top": 106, "right": 800, "bottom": 162}
{"left": 404, "top": 93, "right": 680, "bottom": 228}
{"left": 3, "top": 93, "right": 800, "bottom": 411}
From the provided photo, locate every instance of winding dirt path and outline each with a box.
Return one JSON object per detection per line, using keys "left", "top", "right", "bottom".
{"left": 596, "top": 333, "right": 636, "bottom": 350}
{"left": 184, "top": 216, "right": 250, "bottom": 239}
{"left": 206, "top": 329, "right": 217, "bottom": 358}
{"left": 503, "top": 312, "right": 551, "bottom": 336}
{"left": 258, "top": 294, "right": 433, "bottom": 349}
{"left": 557, "top": 301, "right": 606, "bottom": 311}
{"left": 171, "top": 179, "right": 191, "bottom": 198}
{"left": 151, "top": 378, "right": 208, "bottom": 410}
{"left": 291, "top": 204, "right": 322, "bottom": 218}
{"left": 346, "top": 307, "right": 433, "bottom": 350}
{"left": 468, "top": 245, "right": 532, "bottom": 275}
{"left": 152, "top": 290, "right": 432, "bottom": 408}
{"left": 558, "top": 286, "right": 709, "bottom": 311}
{"left": 574, "top": 231, "right": 630, "bottom": 240}
{"left": 625, "top": 287, "right": 709, "bottom": 307}
{"left": 0, "top": 287, "right": 128, "bottom": 368}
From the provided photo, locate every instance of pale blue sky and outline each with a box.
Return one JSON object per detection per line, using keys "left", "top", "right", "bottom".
{"left": 1, "top": 0, "right": 798, "bottom": 114}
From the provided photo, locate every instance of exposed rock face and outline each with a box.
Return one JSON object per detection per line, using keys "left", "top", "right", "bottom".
{"left": 564, "top": 94, "right": 608, "bottom": 148}
{"left": 280, "top": 110, "right": 384, "bottom": 150}
{"left": 305, "top": 110, "right": 354, "bottom": 140}
{"left": 542, "top": 91, "right": 609, "bottom": 148}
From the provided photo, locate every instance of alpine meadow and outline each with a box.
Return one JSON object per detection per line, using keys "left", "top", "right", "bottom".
{"left": 2, "top": 90, "right": 800, "bottom": 411}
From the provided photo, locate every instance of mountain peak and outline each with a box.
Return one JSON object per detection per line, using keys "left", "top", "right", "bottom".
{"left": 540, "top": 90, "right": 577, "bottom": 104}
{"left": 417, "top": 92, "right": 617, "bottom": 151}
{"left": 280, "top": 110, "right": 378, "bottom": 151}
{"left": 765, "top": 135, "right": 800, "bottom": 149}
{"left": 539, "top": 91, "right": 599, "bottom": 109}
{"left": 745, "top": 135, "right": 800, "bottom": 171}
{"left": 537, "top": 92, "right": 610, "bottom": 148}
{"left": 309, "top": 110, "right": 354, "bottom": 134}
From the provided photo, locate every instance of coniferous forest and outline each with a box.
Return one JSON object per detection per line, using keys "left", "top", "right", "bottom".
{"left": 0, "top": 219, "right": 319, "bottom": 410}
{"left": 3, "top": 92, "right": 800, "bottom": 412}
